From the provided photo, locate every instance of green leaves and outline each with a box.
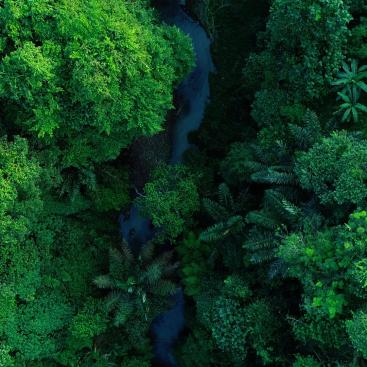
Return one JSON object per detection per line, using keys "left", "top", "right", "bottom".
{"left": 95, "top": 242, "right": 178, "bottom": 328}
{"left": 137, "top": 164, "right": 200, "bottom": 242}
{"left": 0, "top": 0, "right": 194, "bottom": 166}
{"left": 295, "top": 131, "right": 367, "bottom": 205}
{"left": 332, "top": 60, "right": 367, "bottom": 123}
{"left": 346, "top": 311, "right": 367, "bottom": 359}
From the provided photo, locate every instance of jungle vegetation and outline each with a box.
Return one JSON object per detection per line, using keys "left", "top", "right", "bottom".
{"left": 2, "top": 0, "right": 367, "bottom": 366}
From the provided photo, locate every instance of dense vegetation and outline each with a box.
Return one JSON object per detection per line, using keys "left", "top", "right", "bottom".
{"left": 3, "top": 0, "right": 367, "bottom": 366}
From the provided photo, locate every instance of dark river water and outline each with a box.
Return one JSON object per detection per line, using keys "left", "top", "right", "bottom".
{"left": 120, "top": 1, "right": 213, "bottom": 365}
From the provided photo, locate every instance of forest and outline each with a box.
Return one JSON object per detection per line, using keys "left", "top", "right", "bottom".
{"left": 2, "top": 0, "right": 367, "bottom": 366}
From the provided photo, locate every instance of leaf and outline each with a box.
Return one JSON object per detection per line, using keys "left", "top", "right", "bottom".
{"left": 218, "top": 183, "right": 234, "bottom": 210}
{"left": 338, "top": 91, "right": 350, "bottom": 103}
{"left": 202, "top": 198, "right": 229, "bottom": 222}
{"left": 114, "top": 298, "right": 133, "bottom": 326}
{"left": 342, "top": 108, "right": 352, "bottom": 122}
{"left": 356, "top": 103, "right": 367, "bottom": 113}
{"left": 352, "top": 107, "right": 359, "bottom": 122}
{"left": 357, "top": 81, "right": 367, "bottom": 93}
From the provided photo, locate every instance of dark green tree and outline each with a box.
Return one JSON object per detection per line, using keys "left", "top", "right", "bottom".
{"left": 94, "top": 242, "right": 178, "bottom": 329}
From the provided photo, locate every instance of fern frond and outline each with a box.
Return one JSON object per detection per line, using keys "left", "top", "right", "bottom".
{"left": 263, "top": 190, "right": 301, "bottom": 223}
{"left": 202, "top": 198, "right": 229, "bottom": 221}
{"left": 200, "top": 216, "right": 244, "bottom": 242}
{"left": 94, "top": 274, "right": 114, "bottom": 289}
{"left": 250, "top": 248, "right": 277, "bottom": 264}
{"left": 251, "top": 169, "right": 295, "bottom": 185}
{"left": 114, "top": 298, "right": 134, "bottom": 326}
{"left": 282, "top": 199, "right": 301, "bottom": 218}
{"left": 145, "top": 262, "right": 163, "bottom": 285}
{"left": 246, "top": 210, "right": 278, "bottom": 229}
{"left": 152, "top": 280, "right": 177, "bottom": 296}
{"left": 218, "top": 183, "right": 234, "bottom": 210}
{"left": 243, "top": 228, "right": 275, "bottom": 251}
{"left": 200, "top": 222, "right": 228, "bottom": 242}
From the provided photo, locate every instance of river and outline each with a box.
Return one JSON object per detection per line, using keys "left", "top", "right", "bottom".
{"left": 120, "top": 1, "right": 213, "bottom": 365}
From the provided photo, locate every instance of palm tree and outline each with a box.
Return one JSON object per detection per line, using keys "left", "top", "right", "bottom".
{"left": 94, "top": 241, "right": 178, "bottom": 327}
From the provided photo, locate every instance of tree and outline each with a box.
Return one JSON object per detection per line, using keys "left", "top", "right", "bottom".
{"left": 245, "top": 0, "right": 351, "bottom": 128}
{"left": 177, "top": 232, "right": 211, "bottom": 296}
{"left": 0, "top": 0, "right": 194, "bottom": 167}
{"left": 94, "top": 241, "right": 178, "bottom": 329}
{"left": 136, "top": 164, "right": 200, "bottom": 242}
{"left": 278, "top": 210, "right": 367, "bottom": 362}
{"left": 295, "top": 131, "right": 367, "bottom": 205}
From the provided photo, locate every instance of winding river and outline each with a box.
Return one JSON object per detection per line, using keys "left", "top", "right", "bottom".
{"left": 120, "top": 1, "right": 214, "bottom": 365}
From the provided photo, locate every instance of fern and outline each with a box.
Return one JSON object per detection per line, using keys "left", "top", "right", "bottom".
{"left": 251, "top": 169, "right": 295, "bottom": 185}
{"left": 200, "top": 216, "right": 244, "bottom": 242}
{"left": 263, "top": 190, "right": 301, "bottom": 223}
{"left": 288, "top": 109, "right": 321, "bottom": 149}
{"left": 94, "top": 275, "right": 113, "bottom": 289}
{"left": 246, "top": 211, "right": 279, "bottom": 230}
{"left": 200, "top": 222, "right": 230, "bottom": 242}
{"left": 251, "top": 248, "right": 277, "bottom": 264}
{"left": 114, "top": 298, "right": 134, "bottom": 326}
{"left": 218, "top": 183, "right": 235, "bottom": 210}
{"left": 244, "top": 228, "right": 275, "bottom": 251}
{"left": 202, "top": 198, "right": 229, "bottom": 222}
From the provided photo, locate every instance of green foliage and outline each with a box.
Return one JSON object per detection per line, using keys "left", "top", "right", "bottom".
{"left": 67, "top": 299, "right": 108, "bottom": 351}
{"left": 245, "top": 0, "right": 351, "bottom": 107}
{"left": 336, "top": 86, "right": 367, "bottom": 123}
{"left": 279, "top": 212, "right": 367, "bottom": 319}
{"left": 348, "top": 17, "right": 367, "bottom": 59}
{"left": 200, "top": 183, "right": 245, "bottom": 242}
{"left": 332, "top": 60, "right": 367, "bottom": 94}
{"left": 176, "top": 325, "right": 222, "bottom": 367}
{"left": 346, "top": 311, "right": 367, "bottom": 359}
{"left": 177, "top": 232, "right": 211, "bottom": 296}
{"left": 295, "top": 131, "right": 367, "bottom": 205}
{"left": 244, "top": 300, "right": 282, "bottom": 365}
{"left": 206, "top": 295, "right": 249, "bottom": 362}
{"left": 0, "top": 0, "right": 194, "bottom": 166}
{"left": 293, "top": 355, "right": 321, "bottom": 367}
{"left": 331, "top": 57, "right": 367, "bottom": 124}
{"left": 94, "top": 241, "right": 178, "bottom": 328}
{"left": 137, "top": 164, "right": 200, "bottom": 242}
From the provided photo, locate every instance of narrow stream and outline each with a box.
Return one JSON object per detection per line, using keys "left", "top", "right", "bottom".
{"left": 120, "top": 1, "right": 213, "bottom": 365}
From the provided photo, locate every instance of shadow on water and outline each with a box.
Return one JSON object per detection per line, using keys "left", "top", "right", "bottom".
{"left": 120, "top": 1, "right": 213, "bottom": 365}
